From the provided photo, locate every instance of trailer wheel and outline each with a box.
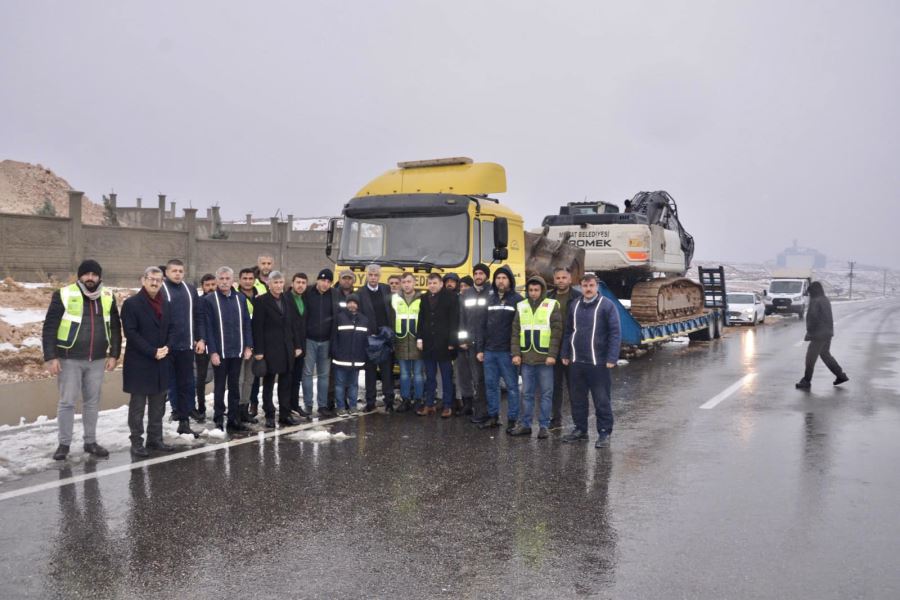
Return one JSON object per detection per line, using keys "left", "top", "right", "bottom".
{"left": 713, "top": 313, "right": 723, "bottom": 339}
{"left": 689, "top": 316, "right": 715, "bottom": 341}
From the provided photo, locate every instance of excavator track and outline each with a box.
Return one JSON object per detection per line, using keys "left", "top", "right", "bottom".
{"left": 629, "top": 277, "right": 705, "bottom": 323}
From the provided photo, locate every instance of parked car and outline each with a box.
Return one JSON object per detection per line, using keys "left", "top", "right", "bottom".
{"left": 727, "top": 292, "right": 766, "bottom": 325}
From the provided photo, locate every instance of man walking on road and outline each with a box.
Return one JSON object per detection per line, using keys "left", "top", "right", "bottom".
{"left": 560, "top": 273, "right": 621, "bottom": 448}
{"left": 510, "top": 275, "right": 562, "bottom": 439}
{"left": 122, "top": 267, "right": 177, "bottom": 457}
{"left": 796, "top": 281, "right": 849, "bottom": 389}
{"left": 476, "top": 265, "right": 523, "bottom": 432}
{"left": 546, "top": 267, "right": 581, "bottom": 429}
{"left": 41, "top": 259, "right": 121, "bottom": 460}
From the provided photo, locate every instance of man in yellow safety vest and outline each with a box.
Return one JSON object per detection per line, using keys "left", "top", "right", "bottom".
{"left": 510, "top": 275, "right": 562, "bottom": 439}
{"left": 41, "top": 259, "right": 122, "bottom": 460}
{"left": 392, "top": 272, "right": 424, "bottom": 412}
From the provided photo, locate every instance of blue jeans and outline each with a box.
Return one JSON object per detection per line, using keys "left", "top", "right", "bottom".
{"left": 568, "top": 362, "right": 613, "bottom": 434}
{"left": 521, "top": 363, "right": 553, "bottom": 429}
{"left": 483, "top": 351, "right": 519, "bottom": 419}
{"left": 424, "top": 360, "right": 453, "bottom": 408}
{"left": 302, "top": 339, "right": 330, "bottom": 412}
{"left": 333, "top": 366, "right": 359, "bottom": 410}
{"left": 399, "top": 359, "right": 425, "bottom": 401}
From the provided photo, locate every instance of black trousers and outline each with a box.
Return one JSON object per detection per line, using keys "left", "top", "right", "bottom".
{"left": 803, "top": 337, "right": 843, "bottom": 381}
{"left": 128, "top": 393, "right": 167, "bottom": 445}
{"left": 551, "top": 360, "right": 570, "bottom": 422}
{"left": 195, "top": 352, "right": 210, "bottom": 412}
{"left": 169, "top": 349, "right": 195, "bottom": 421}
{"left": 290, "top": 355, "right": 303, "bottom": 412}
{"left": 262, "top": 371, "right": 291, "bottom": 419}
{"left": 213, "top": 357, "right": 242, "bottom": 426}
{"left": 365, "top": 357, "right": 395, "bottom": 406}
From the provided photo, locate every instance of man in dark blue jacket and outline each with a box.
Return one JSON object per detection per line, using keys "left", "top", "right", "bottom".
{"left": 162, "top": 258, "right": 204, "bottom": 437}
{"left": 476, "top": 265, "right": 523, "bottom": 432}
{"left": 560, "top": 273, "right": 621, "bottom": 448}
{"left": 200, "top": 266, "right": 254, "bottom": 433}
{"left": 330, "top": 293, "right": 369, "bottom": 416}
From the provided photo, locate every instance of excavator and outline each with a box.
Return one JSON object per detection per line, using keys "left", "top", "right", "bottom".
{"left": 539, "top": 191, "right": 706, "bottom": 324}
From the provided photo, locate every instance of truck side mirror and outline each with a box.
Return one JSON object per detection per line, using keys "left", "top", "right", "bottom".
{"left": 325, "top": 218, "right": 336, "bottom": 259}
{"left": 493, "top": 217, "right": 509, "bottom": 261}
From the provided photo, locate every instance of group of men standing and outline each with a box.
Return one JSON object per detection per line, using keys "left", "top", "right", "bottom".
{"left": 42, "top": 254, "right": 622, "bottom": 460}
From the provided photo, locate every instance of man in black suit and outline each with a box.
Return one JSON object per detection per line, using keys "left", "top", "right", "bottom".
{"left": 356, "top": 263, "right": 396, "bottom": 412}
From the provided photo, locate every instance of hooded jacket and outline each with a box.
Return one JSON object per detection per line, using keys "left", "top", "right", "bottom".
{"left": 511, "top": 276, "right": 563, "bottom": 365}
{"left": 476, "top": 265, "right": 524, "bottom": 353}
{"left": 459, "top": 279, "right": 492, "bottom": 350}
{"left": 805, "top": 282, "right": 834, "bottom": 340}
{"left": 330, "top": 308, "right": 369, "bottom": 368}
{"left": 42, "top": 284, "right": 122, "bottom": 362}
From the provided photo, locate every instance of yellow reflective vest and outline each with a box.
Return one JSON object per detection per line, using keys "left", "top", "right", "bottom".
{"left": 516, "top": 298, "right": 558, "bottom": 354}
{"left": 392, "top": 293, "right": 421, "bottom": 338}
{"left": 56, "top": 284, "right": 114, "bottom": 349}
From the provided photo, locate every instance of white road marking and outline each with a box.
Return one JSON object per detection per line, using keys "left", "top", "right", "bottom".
{"left": 700, "top": 373, "right": 756, "bottom": 409}
{"left": 0, "top": 413, "right": 364, "bottom": 503}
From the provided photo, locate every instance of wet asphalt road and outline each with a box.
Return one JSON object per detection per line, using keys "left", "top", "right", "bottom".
{"left": 1, "top": 299, "right": 899, "bottom": 599}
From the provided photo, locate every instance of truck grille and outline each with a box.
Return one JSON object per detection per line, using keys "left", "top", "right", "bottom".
{"left": 773, "top": 298, "right": 792, "bottom": 307}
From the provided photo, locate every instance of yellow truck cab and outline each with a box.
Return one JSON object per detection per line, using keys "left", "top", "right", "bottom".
{"left": 326, "top": 157, "right": 526, "bottom": 289}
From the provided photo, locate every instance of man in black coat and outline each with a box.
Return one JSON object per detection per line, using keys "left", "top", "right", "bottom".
{"left": 796, "top": 281, "right": 849, "bottom": 389}
{"left": 122, "top": 267, "right": 178, "bottom": 457}
{"left": 416, "top": 273, "right": 460, "bottom": 417}
{"left": 356, "top": 263, "right": 396, "bottom": 412}
{"left": 252, "top": 271, "right": 305, "bottom": 428}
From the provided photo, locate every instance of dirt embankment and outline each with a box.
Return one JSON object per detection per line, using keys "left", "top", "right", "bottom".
{"left": 0, "top": 159, "right": 105, "bottom": 223}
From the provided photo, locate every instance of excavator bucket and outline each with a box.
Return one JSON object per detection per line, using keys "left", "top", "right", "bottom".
{"left": 524, "top": 231, "right": 584, "bottom": 283}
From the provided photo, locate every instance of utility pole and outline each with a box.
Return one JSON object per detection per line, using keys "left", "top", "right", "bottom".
{"left": 885, "top": 270, "right": 888, "bottom": 297}
{"left": 848, "top": 260, "right": 855, "bottom": 300}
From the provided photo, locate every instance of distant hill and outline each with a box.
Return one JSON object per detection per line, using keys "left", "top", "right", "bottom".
{"left": 0, "top": 160, "right": 104, "bottom": 224}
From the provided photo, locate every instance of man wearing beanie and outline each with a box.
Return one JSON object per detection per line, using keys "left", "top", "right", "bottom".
{"left": 42, "top": 259, "right": 122, "bottom": 460}
{"left": 458, "top": 263, "right": 491, "bottom": 421}
{"left": 301, "top": 268, "right": 339, "bottom": 416}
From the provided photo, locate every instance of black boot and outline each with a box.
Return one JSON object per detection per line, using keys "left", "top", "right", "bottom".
{"left": 833, "top": 373, "right": 849, "bottom": 386}
{"left": 265, "top": 416, "right": 276, "bottom": 429}
{"left": 478, "top": 416, "right": 500, "bottom": 430}
{"left": 241, "top": 405, "right": 258, "bottom": 424}
{"left": 190, "top": 409, "right": 206, "bottom": 423}
{"left": 462, "top": 397, "right": 473, "bottom": 416}
{"left": 248, "top": 403, "right": 259, "bottom": 418}
{"left": 470, "top": 414, "right": 490, "bottom": 424}
{"left": 396, "top": 398, "right": 412, "bottom": 413}
{"left": 505, "top": 419, "right": 517, "bottom": 434}
{"left": 795, "top": 379, "right": 811, "bottom": 390}
{"left": 53, "top": 444, "right": 70, "bottom": 461}
{"left": 83, "top": 442, "right": 110, "bottom": 458}
{"left": 177, "top": 419, "right": 198, "bottom": 438}
{"left": 131, "top": 442, "right": 149, "bottom": 458}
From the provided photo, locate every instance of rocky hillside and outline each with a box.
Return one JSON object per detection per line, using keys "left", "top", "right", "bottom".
{"left": 0, "top": 160, "right": 104, "bottom": 224}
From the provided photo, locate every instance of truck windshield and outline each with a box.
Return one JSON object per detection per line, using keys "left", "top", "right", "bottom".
{"left": 769, "top": 281, "right": 803, "bottom": 294}
{"left": 727, "top": 293, "right": 755, "bottom": 305}
{"left": 339, "top": 213, "right": 468, "bottom": 267}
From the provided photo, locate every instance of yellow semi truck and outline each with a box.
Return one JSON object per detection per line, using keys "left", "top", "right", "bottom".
{"left": 325, "top": 157, "right": 580, "bottom": 288}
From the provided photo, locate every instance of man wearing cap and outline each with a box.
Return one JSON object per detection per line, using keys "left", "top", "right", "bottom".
{"left": 336, "top": 269, "right": 355, "bottom": 308}
{"left": 510, "top": 275, "right": 562, "bottom": 439}
{"left": 356, "top": 264, "right": 396, "bottom": 412}
{"left": 42, "top": 259, "right": 122, "bottom": 460}
{"left": 458, "top": 263, "right": 491, "bottom": 422}
{"left": 560, "top": 273, "right": 621, "bottom": 448}
{"left": 546, "top": 266, "right": 582, "bottom": 429}
{"left": 302, "top": 268, "right": 339, "bottom": 416}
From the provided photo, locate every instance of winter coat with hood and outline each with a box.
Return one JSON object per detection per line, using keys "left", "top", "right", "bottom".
{"left": 805, "top": 282, "right": 834, "bottom": 340}
{"left": 459, "top": 278, "right": 492, "bottom": 350}
{"left": 476, "top": 265, "right": 524, "bottom": 354}
{"left": 511, "top": 275, "right": 563, "bottom": 365}
{"left": 42, "top": 283, "right": 122, "bottom": 362}
{"left": 330, "top": 308, "right": 369, "bottom": 368}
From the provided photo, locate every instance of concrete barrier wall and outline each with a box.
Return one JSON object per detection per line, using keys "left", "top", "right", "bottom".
{"left": 0, "top": 195, "right": 330, "bottom": 286}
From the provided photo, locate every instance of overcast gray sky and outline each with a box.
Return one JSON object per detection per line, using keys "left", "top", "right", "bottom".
{"left": 2, "top": 0, "right": 898, "bottom": 265}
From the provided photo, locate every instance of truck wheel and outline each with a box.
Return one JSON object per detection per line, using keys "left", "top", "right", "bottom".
{"left": 798, "top": 308, "right": 805, "bottom": 319}
{"left": 714, "top": 313, "right": 723, "bottom": 339}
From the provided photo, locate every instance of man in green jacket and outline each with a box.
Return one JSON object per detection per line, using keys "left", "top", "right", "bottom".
{"left": 509, "top": 275, "right": 562, "bottom": 439}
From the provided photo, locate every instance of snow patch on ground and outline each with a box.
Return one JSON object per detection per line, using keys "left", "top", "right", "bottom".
{"left": 0, "top": 343, "right": 17, "bottom": 352}
{"left": 0, "top": 307, "right": 46, "bottom": 326}
{"left": 290, "top": 427, "right": 351, "bottom": 443}
{"left": 616, "top": 359, "right": 630, "bottom": 366}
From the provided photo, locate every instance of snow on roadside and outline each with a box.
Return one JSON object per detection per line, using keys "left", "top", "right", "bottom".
{"left": 0, "top": 307, "right": 46, "bottom": 326}
{"left": 290, "top": 428, "right": 351, "bottom": 443}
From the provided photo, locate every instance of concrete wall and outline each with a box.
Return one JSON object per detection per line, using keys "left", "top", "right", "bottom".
{"left": 0, "top": 192, "right": 330, "bottom": 285}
